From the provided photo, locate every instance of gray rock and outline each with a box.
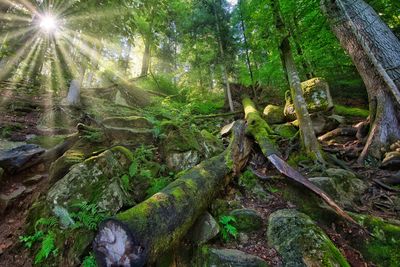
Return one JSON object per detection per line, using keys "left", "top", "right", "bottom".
{"left": 193, "top": 247, "right": 269, "bottom": 267}
{"left": 267, "top": 209, "right": 349, "bottom": 267}
{"left": 0, "top": 144, "right": 45, "bottom": 174}
{"left": 230, "top": 209, "right": 263, "bottom": 232}
{"left": 0, "top": 185, "right": 26, "bottom": 214}
{"left": 104, "top": 126, "right": 154, "bottom": 145}
{"left": 326, "top": 168, "right": 357, "bottom": 179}
{"left": 166, "top": 150, "right": 201, "bottom": 172}
{"left": 188, "top": 212, "right": 220, "bottom": 245}
{"left": 47, "top": 148, "right": 134, "bottom": 214}
{"left": 102, "top": 116, "right": 153, "bottom": 129}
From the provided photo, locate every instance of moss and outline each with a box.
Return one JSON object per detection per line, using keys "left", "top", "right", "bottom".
{"left": 111, "top": 146, "right": 134, "bottom": 162}
{"left": 268, "top": 209, "right": 349, "bottom": 267}
{"left": 350, "top": 213, "right": 400, "bottom": 267}
{"left": 334, "top": 105, "right": 369, "bottom": 118}
{"left": 287, "top": 152, "right": 312, "bottom": 167}
{"left": 273, "top": 124, "right": 298, "bottom": 139}
{"left": 27, "top": 135, "right": 67, "bottom": 149}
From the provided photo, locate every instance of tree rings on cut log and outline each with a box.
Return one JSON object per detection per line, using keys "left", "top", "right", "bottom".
{"left": 93, "top": 219, "right": 147, "bottom": 267}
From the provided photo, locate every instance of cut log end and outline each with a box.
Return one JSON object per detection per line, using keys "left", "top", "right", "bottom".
{"left": 93, "top": 219, "right": 147, "bottom": 267}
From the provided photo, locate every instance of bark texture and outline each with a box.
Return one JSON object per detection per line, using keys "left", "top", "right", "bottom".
{"left": 321, "top": 0, "right": 400, "bottom": 163}
{"left": 93, "top": 121, "right": 252, "bottom": 266}
{"left": 273, "top": 0, "right": 324, "bottom": 162}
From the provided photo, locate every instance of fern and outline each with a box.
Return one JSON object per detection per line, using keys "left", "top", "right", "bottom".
{"left": 19, "top": 231, "right": 44, "bottom": 249}
{"left": 129, "top": 161, "right": 138, "bottom": 177}
{"left": 70, "top": 202, "right": 106, "bottom": 231}
{"left": 219, "top": 215, "right": 238, "bottom": 242}
{"left": 34, "top": 217, "right": 58, "bottom": 231}
{"left": 82, "top": 254, "right": 97, "bottom": 267}
{"left": 146, "top": 177, "right": 171, "bottom": 197}
{"left": 34, "top": 232, "right": 58, "bottom": 264}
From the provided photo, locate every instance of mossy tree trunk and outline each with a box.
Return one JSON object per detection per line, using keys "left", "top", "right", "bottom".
{"left": 321, "top": 0, "right": 400, "bottom": 164}
{"left": 242, "top": 97, "right": 357, "bottom": 225}
{"left": 272, "top": 0, "right": 324, "bottom": 162}
{"left": 93, "top": 121, "right": 252, "bottom": 266}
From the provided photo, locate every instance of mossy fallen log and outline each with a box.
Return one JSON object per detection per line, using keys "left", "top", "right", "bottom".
{"left": 93, "top": 121, "right": 252, "bottom": 266}
{"left": 242, "top": 97, "right": 358, "bottom": 225}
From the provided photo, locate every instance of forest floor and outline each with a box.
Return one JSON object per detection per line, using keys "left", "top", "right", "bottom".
{"left": 0, "top": 83, "right": 399, "bottom": 267}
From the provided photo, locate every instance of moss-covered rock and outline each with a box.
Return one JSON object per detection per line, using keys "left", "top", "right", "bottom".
{"left": 350, "top": 213, "right": 400, "bottom": 267}
{"left": 230, "top": 208, "right": 263, "bottom": 232}
{"left": 263, "top": 105, "right": 286, "bottom": 124}
{"left": 273, "top": 123, "right": 298, "bottom": 139}
{"left": 27, "top": 135, "right": 66, "bottom": 149}
{"left": 301, "top": 78, "right": 334, "bottom": 113}
{"left": 104, "top": 126, "right": 154, "bottom": 145}
{"left": 309, "top": 168, "right": 367, "bottom": 209}
{"left": 268, "top": 209, "right": 349, "bottom": 267}
{"left": 199, "top": 130, "right": 224, "bottom": 158}
{"left": 102, "top": 116, "right": 153, "bottom": 129}
{"left": 47, "top": 148, "right": 134, "bottom": 213}
{"left": 187, "top": 212, "right": 220, "bottom": 245}
{"left": 49, "top": 138, "right": 108, "bottom": 183}
{"left": 193, "top": 246, "right": 269, "bottom": 267}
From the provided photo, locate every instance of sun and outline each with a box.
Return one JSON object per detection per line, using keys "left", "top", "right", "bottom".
{"left": 39, "top": 15, "right": 58, "bottom": 32}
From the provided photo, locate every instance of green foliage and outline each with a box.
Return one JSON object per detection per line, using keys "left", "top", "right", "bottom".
{"left": 82, "top": 254, "right": 97, "bottom": 267}
{"left": 334, "top": 104, "right": 369, "bottom": 118}
{"left": 34, "top": 232, "right": 58, "bottom": 264}
{"left": 219, "top": 215, "right": 238, "bottom": 242}
{"left": 238, "top": 170, "right": 257, "bottom": 190}
{"left": 70, "top": 202, "right": 106, "bottom": 231}
{"left": 81, "top": 128, "right": 105, "bottom": 143}
{"left": 129, "top": 161, "right": 138, "bottom": 177}
{"left": 20, "top": 202, "right": 105, "bottom": 265}
{"left": 146, "top": 177, "right": 172, "bottom": 197}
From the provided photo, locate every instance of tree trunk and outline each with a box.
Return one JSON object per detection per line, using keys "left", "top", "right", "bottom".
{"left": 321, "top": 0, "right": 400, "bottom": 163}
{"left": 93, "top": 121, "right": 252, "bottom": 266}
{"left": 213, "top": 1, "right": 234, "bottom": 112}
{"left": 273, "top": 0, "right": 324, "bottom": 162}
{"left": 140, "top": 36, "right": 151, "bottom": 77}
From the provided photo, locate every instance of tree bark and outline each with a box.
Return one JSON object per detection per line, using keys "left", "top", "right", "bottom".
{"left": 140, "top": 35, "right": 151, "bottom": 77}
{"left": 321, "top": 0, "right": 400, "bottom": 163}
{"left": 273, "top": 0, "right": 324, "bottom": 162}
{"left": 213, "top": 0, "right": 234, "bottom": 112}
{"left": 93, "top": 121, "right": 252, "bottom": 266}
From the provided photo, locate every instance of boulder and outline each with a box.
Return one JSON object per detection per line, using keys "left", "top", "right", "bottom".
{"left": 309, "top": 112, "right": 339, "bottom": 135}
{"left": 263, "top": 105, "right": 286, "bottom": 124}
{"left": 193, "top": 247, "right": 269, "bottom": 267}
{"left": 102, "top": 116, "right": 153, "bottom": 129}
{"left": 301, "top": 78, "right": 334, "bottom": 113}
{"left": 104, "top": 126, "right": 154, "bottom": 145}
{"left": 267, "top": 209, "right": 349, "bottom": 267}
{"left": 284, "top": 78, "right": 334, "bottom": 120}
{"left": 230, "top": 208, "right": 263, "bottom": 232}
{"left": 23, "top": 174, "right": 45, "bottom": 186}
{"left": 47, "top": 147, "right": 134, "bottom": 214}
{"left": 0, "top": 144, "right": 45, "bottom": 174}
{"left": 199, "top": 130, "right": 224, "bottom": 158}
{"left": 165, "top": 150, "right": 201, "bottom": 172}
{"left": 187, "top": 212, "right": 220, "bottom": 245}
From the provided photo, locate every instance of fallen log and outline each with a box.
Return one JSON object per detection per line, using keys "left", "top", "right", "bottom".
{"left": 93, "top": 121, "right": 252, "bottom": 266}
{"left": 242, "top": 97, "right": 358, "bottom": 225}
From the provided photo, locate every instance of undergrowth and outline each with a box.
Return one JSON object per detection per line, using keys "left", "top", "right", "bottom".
{"left": 219, "top": 215, "right": 238, "bottom": 242}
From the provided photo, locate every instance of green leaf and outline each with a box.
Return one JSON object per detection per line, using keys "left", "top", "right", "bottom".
{"left": 129, "top": 161, "right": 138, "bottom": 177}
{"left": 34, "top": 232, "right": 56, "bottom": 264}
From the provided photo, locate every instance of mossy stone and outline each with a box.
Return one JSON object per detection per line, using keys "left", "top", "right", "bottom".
{"left": 27, "top": 135, "right": 66, "bottom": 149}
{"left": 230, "top": 208, "right": 263, "bottom": 232}
{"left": 301, "top": 78, "right": 333, "bottom": 113}
{"left": 350, "top": 213, "right": 400, "bottom": 267}
{"left": 193, "top": 246, "right": 269, "bottom": 267}
{"left": 268, "top": 209, "right": 350, "bottom": 267}
{"left": 263, "top": 105, "right": 286, "bottom": 124}
{"left": 102, "top": 116, "right": 153, "bottom": 129}
{"left": 273, "top": 123, "right": 298, "bottom": 138}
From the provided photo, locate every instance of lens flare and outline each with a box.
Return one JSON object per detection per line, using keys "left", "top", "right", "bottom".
{"left": 40, "top": 15, "right": 58, "bottom": 32}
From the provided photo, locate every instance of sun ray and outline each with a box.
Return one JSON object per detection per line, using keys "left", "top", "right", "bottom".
{"left": 0, "top": 32, "right": 39, "bottom": 81}
{"left": 10, "top": 37, "right": 41, "bottom": 84}
{"left": 0, "top": 12, "right": 32, "bottom": 22}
